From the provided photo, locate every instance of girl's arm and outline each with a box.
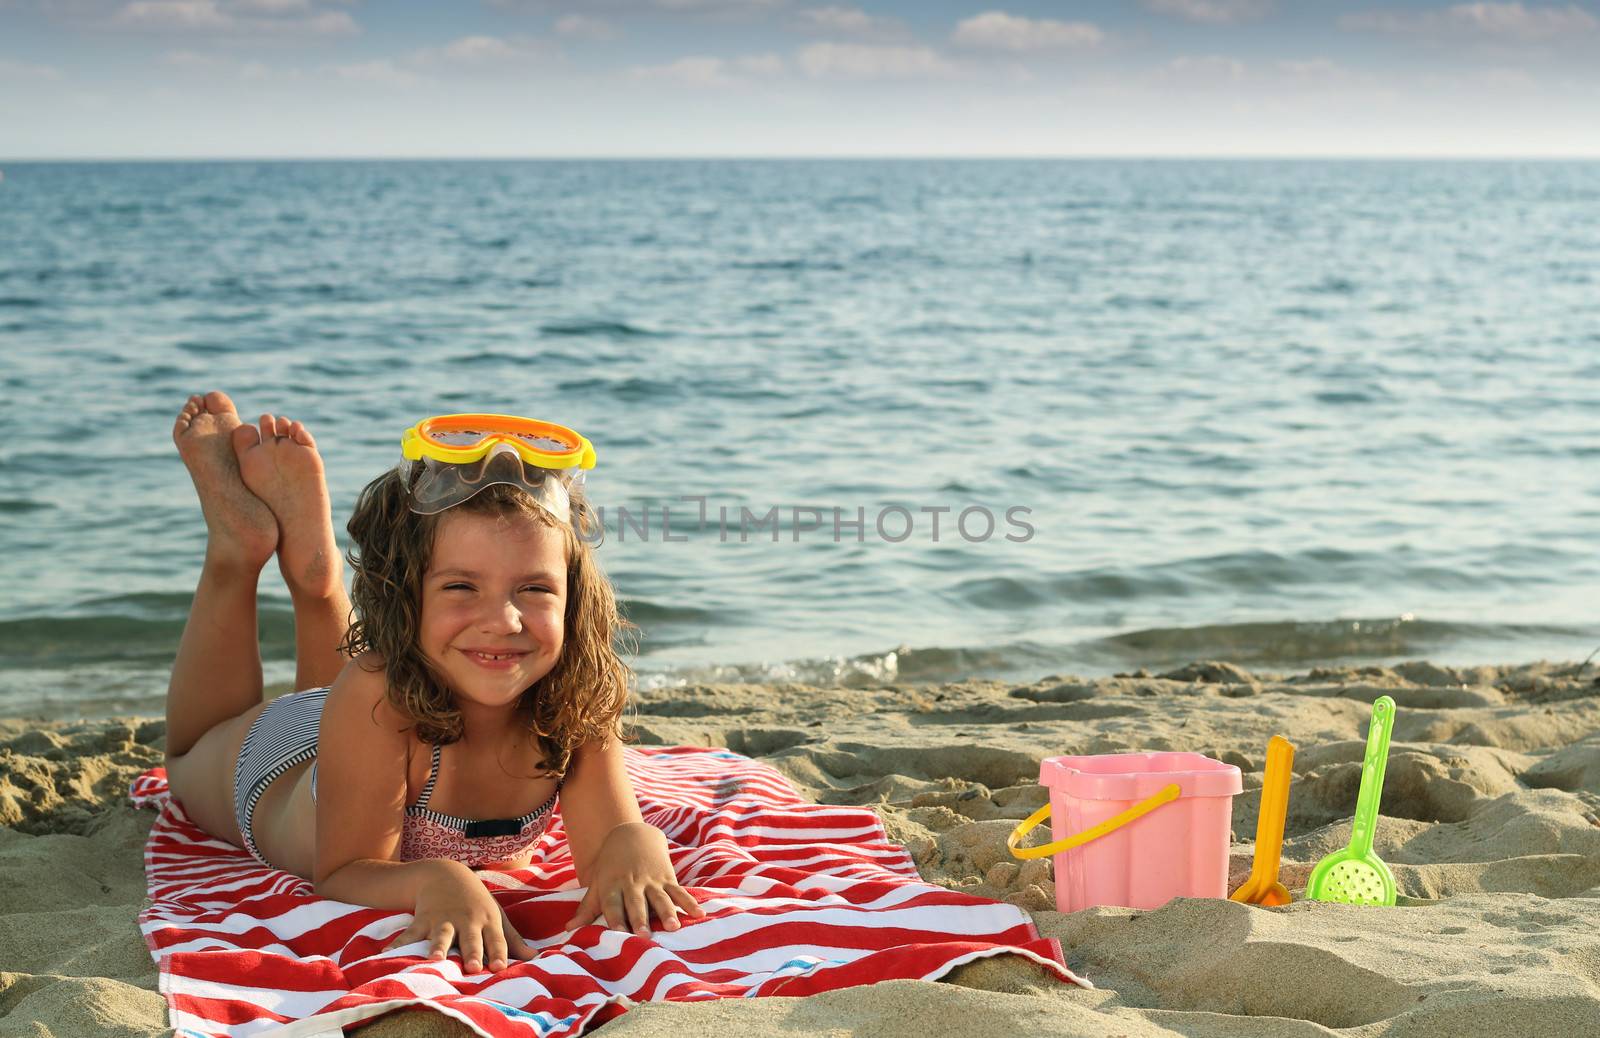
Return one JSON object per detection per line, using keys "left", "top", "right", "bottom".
{"left": 311, "top": 659, "right": 410, "bottom": 890}
{"left": 560, "top": 738, "right": 704, "bottom": 934}
{"left": 558, "top": 738, "right": 643, "bottom": 882}
{"left": 312, "top": 658, "right": 531, "bottom": 972}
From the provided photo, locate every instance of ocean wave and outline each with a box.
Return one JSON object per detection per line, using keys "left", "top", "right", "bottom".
{"left": 556, "top": 376, "right": 681, "bottom": 402}
{"left": 944, "top": 548, "right": 1536, "bottom": 612}
{"left": 632, "top": 616, "right": 1597, "bottom": 691}
{"left": 450, "top": 349, "right": 591, "bottom": 367}
{"left": 1301, "top": 275, "right": 1360, "bottom": 295}
{"left": 730, "top": 259, "right": 845, "bottom": 272}
{"left": 0, "top": 601, "right": 296, "bottom": 668}
{"left": 0, "top": 499, "right": 52, "bottom": 514}
{"left": 1084, "top": 617, "right": 1589, "bottom": 667}
{"left": 540, "top": 320, "right": 663, "bottom": 338}
{"left": 635, "top": 648, "right": 907, "bottom": 690}
{"left": 619, "top": 598, "right": 721, "bottom": 624}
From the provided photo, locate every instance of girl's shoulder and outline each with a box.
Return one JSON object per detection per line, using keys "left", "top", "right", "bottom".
{"left": 327, "top": 653, "right": 414, "bottom": 738}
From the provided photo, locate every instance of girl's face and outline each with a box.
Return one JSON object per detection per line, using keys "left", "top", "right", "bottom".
{"left": 419, "top": 510, "right": 568, "bottom": 712}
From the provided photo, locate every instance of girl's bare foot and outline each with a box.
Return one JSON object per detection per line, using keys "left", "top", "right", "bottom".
{"left": 233, "top": 414, "right": 342, "bottom": 601}
{"left": 173, "top": 392, "right": 278, "bottom": 573}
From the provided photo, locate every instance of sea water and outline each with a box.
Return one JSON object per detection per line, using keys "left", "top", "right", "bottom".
{"left": 1, "top": 159, "right": 1597, "bottom": 716}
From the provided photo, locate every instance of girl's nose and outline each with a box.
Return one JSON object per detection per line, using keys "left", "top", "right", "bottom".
{"left": 478, "top": 598, "right": 523, "bottom": 633}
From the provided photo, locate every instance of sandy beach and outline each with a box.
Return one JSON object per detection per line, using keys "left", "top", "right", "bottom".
{"left": 4, "top": 658, "right": 1600, "bottom": 1036}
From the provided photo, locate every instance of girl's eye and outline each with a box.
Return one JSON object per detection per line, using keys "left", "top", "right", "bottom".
{"left": 521, "top": 585, "right": 551, "bottom": 595}
{"left": 443, "top": 583, "right": 473, "bottom": 592}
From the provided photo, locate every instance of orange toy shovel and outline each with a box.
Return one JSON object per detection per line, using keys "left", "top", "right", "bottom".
{"left": 1230, "top": 735, "right": 1295, "bottom": 907}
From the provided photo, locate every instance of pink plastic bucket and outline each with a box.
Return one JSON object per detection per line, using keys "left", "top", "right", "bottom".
{"left": 1010, "top": 752, "right": 1242, "bottom": 912}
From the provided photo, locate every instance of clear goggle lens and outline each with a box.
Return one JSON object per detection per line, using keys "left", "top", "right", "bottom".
{"left": 402, "top": 444, "right": 584, "bottom": 520}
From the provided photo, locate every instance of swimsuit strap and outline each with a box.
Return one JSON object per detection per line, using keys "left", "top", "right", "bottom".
{"left": 412, "top": 744, "right": 443, "bottom": 809}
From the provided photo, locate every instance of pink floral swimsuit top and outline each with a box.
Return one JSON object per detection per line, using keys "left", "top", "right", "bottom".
{"left": 313, "top": 743, "right": 560, "bottom": 868}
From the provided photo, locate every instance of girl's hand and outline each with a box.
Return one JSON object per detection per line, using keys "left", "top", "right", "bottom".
{"left": 564, "top": 822, "right": 704, "bottom": 936}
{"left": 386, "top": 860, "right": 533, "bottom": 973}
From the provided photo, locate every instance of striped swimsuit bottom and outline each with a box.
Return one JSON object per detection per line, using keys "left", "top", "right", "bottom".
{"left": 232, "top": 686, "right": 329, "bottom": 865}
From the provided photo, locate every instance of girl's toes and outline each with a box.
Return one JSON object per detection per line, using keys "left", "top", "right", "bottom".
{"left": 173, "top": 396, "right": 201, "bottom": 434}
{"left": 231, "top": 421, "right": 262, "bottom": 456}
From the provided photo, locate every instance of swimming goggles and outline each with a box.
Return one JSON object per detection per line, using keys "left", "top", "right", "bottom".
{"left": 399, "top": 413, "right": 596, "bottom": 521}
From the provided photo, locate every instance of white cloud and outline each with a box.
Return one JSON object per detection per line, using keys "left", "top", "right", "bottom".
{"left": 630, "top": 51, "right": 784, "bottom": 86}
{"left": 792, "top": 5, "right": 906, "bottom": 39}
{"left": 332, "top": 58, "right": 420, "bottom": 86}
{"left": 161, "top": 49, "right": 206, "bottom": 65}
{"left": 489, "top": 0, "right": 780, "bottom": 12}
{"left": 797, "top": 41, "right": 958, "bottom": 79}
{"left": 110, "top": 0, "right": 358, "bottom": 35}
{"left": 735, "top": 52, "right": 785, "bottom": 75}
{"left": 1273, "top": 57, "right": 1352, "bottom": 86}
{"left": 320, "top": 34, "right": 551, "bottom": 88}
{"left": 950, "top": 11, "right": 1104, "bottom": 52}
{"left": 1157, "top": 54, "right": 1246, "bottom": 86}
{"left": 1482, "top": 65, "right": 1538, "bottom": 88}
{"left": 409, "top": 34, "right": 552, "bottom": 67}
{"left": 234, "top": 0, "right": 310, "bottom": 12}
{"left": 293, "top": 10, "right": 354, "bottom": 34}
{"left": 1341, "top": 3, "right": 1598, "bottom": 42}
{"left": 0, "top": 58, "right": 64, "bottom": 80}
{"left": 553, "top": 14, "right": 617, "bottom": 40}
{"left": 1143, "top": 0, "right": 1272, "bottom": 24}
{"left": 649, "top": 0, "right": 783, "bottom": 9}
{"left": 163, "top": 47, "right": 272, "bottom": 77}
{"left": 443, "top": 35, "right": 516, "bottom": 61}
{"left": 116, "top": 1, "right": 230, "bottom": 29}
{"left": 631, "top": 55, "right": 738, "bottom": 86}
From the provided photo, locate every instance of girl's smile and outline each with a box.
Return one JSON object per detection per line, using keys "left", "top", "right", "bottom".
{"left": 461, "top": 649, "right": 531, "bottom": 669}
{"left": 421, "top": 510, "right": 568, "bottom": 711}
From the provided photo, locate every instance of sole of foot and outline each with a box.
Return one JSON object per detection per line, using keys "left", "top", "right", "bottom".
{"left": 232, "top": 413, "right": 341, "bottom": 600}
{"left": 173, "top": 391, "right": 279, "bottom": 573}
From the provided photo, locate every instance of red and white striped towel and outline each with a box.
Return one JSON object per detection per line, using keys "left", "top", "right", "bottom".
{"left": 132, "top": 745, "right": 1082, "bottom": 1037}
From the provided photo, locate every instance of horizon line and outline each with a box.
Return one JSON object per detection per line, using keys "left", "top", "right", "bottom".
{"left": 6, "top": 153, "right": 1600, "bottom": 164}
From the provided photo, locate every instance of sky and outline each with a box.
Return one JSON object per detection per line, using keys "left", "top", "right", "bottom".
{"left": 1, "top": 0, "right": 1599, "bottom": 157}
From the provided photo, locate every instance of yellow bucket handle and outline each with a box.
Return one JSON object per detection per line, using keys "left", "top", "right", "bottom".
{"left": 1007, "top": 783, "right": 1182, "bottom": 860}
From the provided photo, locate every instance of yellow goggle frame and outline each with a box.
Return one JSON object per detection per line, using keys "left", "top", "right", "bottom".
{"left": 401, "top": 413, "right": 597, "bottom": 471}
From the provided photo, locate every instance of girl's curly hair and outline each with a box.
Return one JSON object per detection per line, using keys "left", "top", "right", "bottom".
{"left": 337, "top": 468, "right": 634, "bottom": 777}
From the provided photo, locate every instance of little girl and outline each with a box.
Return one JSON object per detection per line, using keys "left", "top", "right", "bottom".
{"left": 163, "top": 392, "right": 702, "bottom": 976}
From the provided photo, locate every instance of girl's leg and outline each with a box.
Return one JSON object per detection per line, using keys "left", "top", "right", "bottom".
{"left": 166, "top": 392, "right": 280, "bottom": 759}
{"left": 233, "top": 413, "right": 351, "bottom": 690}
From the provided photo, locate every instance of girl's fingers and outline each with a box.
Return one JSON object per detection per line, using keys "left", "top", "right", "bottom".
{"left": 624, "top": 888, "right": 651, "bottom": 934}
{"left": 428, "top": 922, "right": 454, "bottom": 961}
{"left": 483, "top": 925, "right": 509, "bottom": 972}
{"left": 567, "top": 882, "right": 702, "bottom": 934}
{"left": 500, "top": 909, "right": 535, "bottom": 960}
{"left": 602, "top": 889, "right": 627, "bottom": 931}
{"left": 669, "top": 884, "right": 706, "bottom": 918}
{"left": 645, "top": 887, "right": 680, "bottom": 932}
{"left": 459, "top": 928, "right": 485, "bottom": 974}
{"left": 386, "top": 921, "right": 425, "bottom": 951}
{"left": 564, "top": 891, "right": 598, "bottom": 932}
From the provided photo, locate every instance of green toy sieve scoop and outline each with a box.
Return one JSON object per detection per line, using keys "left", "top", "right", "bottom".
{"left": 1306, "top": 695, "right": 1398, "bottom": 906}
